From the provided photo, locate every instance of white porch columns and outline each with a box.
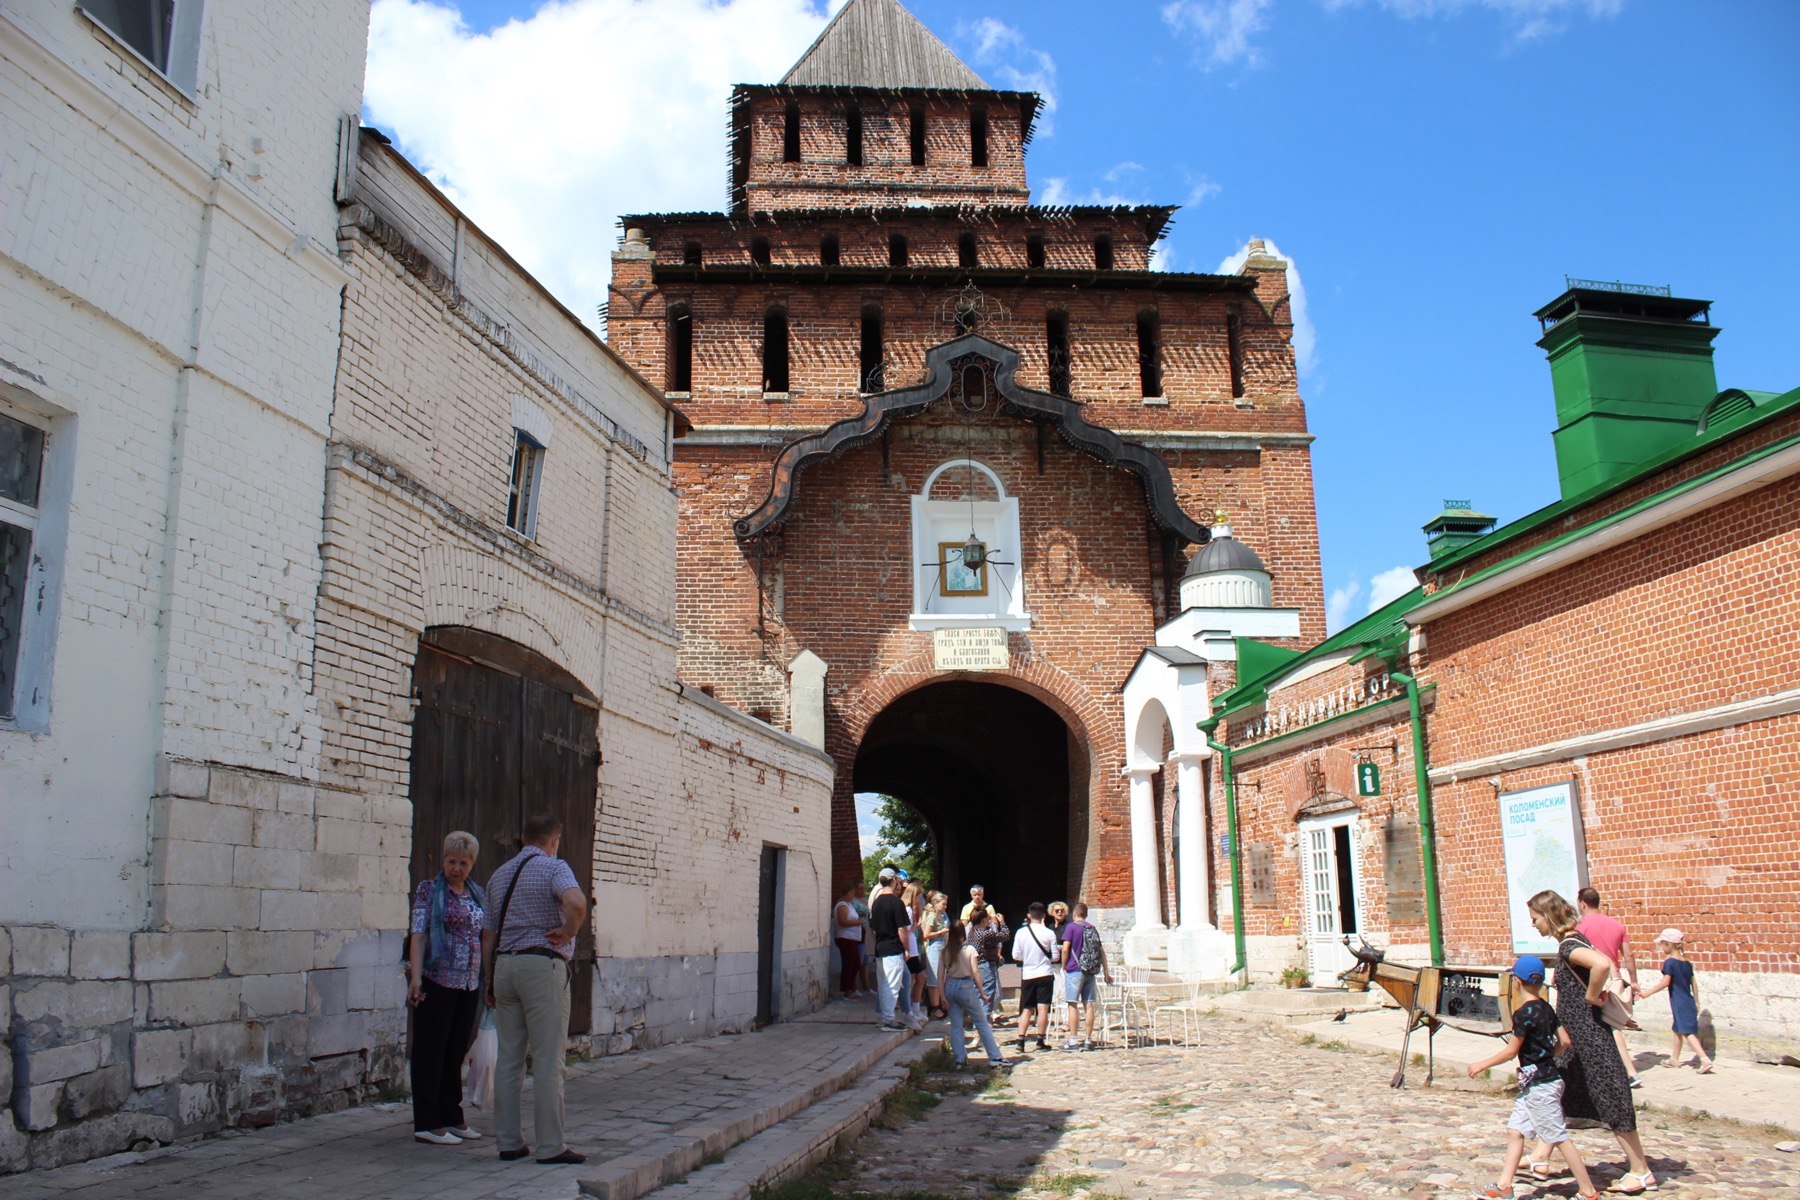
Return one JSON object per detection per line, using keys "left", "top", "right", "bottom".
{"left": 1175, "top": 754, "right": 1211, "bottom": 930}
{"left": 1167, "top": 752, "right": 1236, "bottom": 978}
{"left": 1123, "top": 767, "right": 1170, "bottom": 969}
{"left": 1128, "top": 768, "right": 1164, "bottom": 932}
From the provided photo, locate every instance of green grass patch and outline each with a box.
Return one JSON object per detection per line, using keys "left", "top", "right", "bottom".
{"left": 980, "top": 1070, "right": 1014, "bottom": 1095}
{"left": 1039, "top": 1172, "right": 1099, "bottom": 1194}
{"left": 1298, "top": 1032, "right": 1317, "bottom": 1045}
{"left": 1318, "top": 1040, "right": 1351, "bottom": 1052}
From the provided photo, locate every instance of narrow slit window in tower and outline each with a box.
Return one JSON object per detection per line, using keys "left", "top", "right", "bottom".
{"left": 783, "top": 101, "right": 801, "bottom": 162}
{"left": 1137, "top": 309, "right": 1163, "bottom": 398}
{"left": 860, "top": 304, "right": 884, "bottom": 393}
{"left": 762, "top": 307, "right": 789, "bottom": 394}
{"left": 909, "top": 106, "right": 927, "bottom": 166}
{"left": 667, "top": 304, "right": 692, "bottom": 393}
{"left": 889, "top": 233, "right": 908, "bottom": 267}
{"left": 683, "top": 240, "right": 703, "bottom": 266}
{"left": 1093, "top": 235, "right": 1114, "bottom": 271}
{"left": 971, "top": 107, "right": 989, "bottom": 167}
{"left": 1026, "top": 234, "right": 1046, "bottom": 269}
{"left": 751, "top": 237, "right": 771, "bottom": 266}
{"left": 1227, "top": 309, "right": 1246, "bottom": 398}
{"left": 958, "top": 232, "right": 978, "bottom": 269}
{"left": 820, "top": 234, "right": 840, "bottom": 267}
{"left": 845, "top": 103, "right": 863, "bottom": 166}
{"left": 1046, "top": 310, "right": 1071, "bottom": 397}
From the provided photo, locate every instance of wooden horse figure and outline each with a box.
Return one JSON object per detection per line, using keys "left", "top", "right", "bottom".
{"left": 1336, "top": 935, "right": 1518, "bottom": 1088}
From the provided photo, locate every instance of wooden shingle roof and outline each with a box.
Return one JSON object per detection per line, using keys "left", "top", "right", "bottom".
{"left": 781, "top": 0, "right": 989, "bottom": 90}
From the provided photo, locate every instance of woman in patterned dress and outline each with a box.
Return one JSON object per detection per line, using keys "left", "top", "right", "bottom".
{"left": 407, "top": 832, "right": 487, "bottom": 1145}
{"left": 1526, "top": 890, "right": 1656, "bottom": 1193}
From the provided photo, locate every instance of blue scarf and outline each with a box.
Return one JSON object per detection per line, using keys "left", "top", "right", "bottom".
{"left": 425, "top": 873, "right": 487, "bottom": 971}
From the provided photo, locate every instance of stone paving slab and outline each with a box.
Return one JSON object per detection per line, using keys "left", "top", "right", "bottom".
{"left": 646, "top": 1037, "right": 936, "bottom": 1200}
{"left": 826, "top": 1011, "right": 1800, "bottom": 1200}
{"left": 1279, "top": 1006, "right": 1800, "bottom": 1134}
{"left": 4, "top": 1002, "right": 910, "bottom": 1200}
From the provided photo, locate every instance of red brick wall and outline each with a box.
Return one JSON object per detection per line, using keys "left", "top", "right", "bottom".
{"left": 743, "top": 92, "right": 1030, "bottom": 210}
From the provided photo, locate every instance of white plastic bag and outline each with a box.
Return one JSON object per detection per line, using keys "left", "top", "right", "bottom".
{"left": 463, "top": 1006, "right": 497, "bottom": 1110}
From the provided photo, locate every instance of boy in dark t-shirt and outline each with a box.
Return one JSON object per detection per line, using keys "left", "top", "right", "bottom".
{"left": 1467, "top": 956, "right": 1601, "bottom": 1200}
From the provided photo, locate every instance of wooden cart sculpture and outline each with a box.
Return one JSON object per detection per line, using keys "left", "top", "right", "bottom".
{"left": 1337, "top": 935, "right": 1521, "bottom": 1088}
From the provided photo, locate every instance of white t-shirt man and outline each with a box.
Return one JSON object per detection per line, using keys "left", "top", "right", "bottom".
{"left": 1011, "top": 919, "right": 1057, "bottom": 980}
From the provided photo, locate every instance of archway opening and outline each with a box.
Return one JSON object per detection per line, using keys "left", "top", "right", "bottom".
{"left": 853, "top": 679, "right": 1082, "bottom": 920}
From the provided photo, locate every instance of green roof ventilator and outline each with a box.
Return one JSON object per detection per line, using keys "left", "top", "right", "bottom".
{"left": 1536, "top": 280, "right": 1719, "bottom": 499}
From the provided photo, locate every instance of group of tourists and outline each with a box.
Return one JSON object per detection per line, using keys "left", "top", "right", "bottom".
{"left": 835, "top": 871, "right": 1116, "bottom": 1068}
{"left": 1467, "top": 885, "right": 1707, "bottom": 1199}
{"left": 402, "top": 821, "right": 1712, "bottom": 1196}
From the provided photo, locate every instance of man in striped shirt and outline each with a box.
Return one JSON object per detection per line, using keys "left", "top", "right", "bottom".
{"left": 482, "top": 812, "right": 588, "bottom": 1164}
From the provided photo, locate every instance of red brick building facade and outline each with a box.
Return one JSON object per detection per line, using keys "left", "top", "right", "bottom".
{"left": 1209, "top": 286, "right": 1799, "bottom": 1043}
{"left": 606, "top": 0, "right": 1324, "bottom": 917}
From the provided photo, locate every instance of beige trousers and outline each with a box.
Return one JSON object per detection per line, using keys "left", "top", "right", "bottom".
{"left": 493, "top": 953, "right": 571, "bottom": 1155}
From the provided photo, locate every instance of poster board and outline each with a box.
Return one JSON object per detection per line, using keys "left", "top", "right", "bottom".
{"left": 1498, "top": 782, "right": 1587, "bottom": 953}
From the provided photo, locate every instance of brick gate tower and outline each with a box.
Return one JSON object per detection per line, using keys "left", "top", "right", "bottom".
{"left": 607, "top": 0, "right": 1324, "bottom": 926}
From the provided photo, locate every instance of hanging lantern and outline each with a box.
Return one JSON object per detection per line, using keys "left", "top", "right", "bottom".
{"left": 960, "top": 533, "right": 988, "bottom": 570}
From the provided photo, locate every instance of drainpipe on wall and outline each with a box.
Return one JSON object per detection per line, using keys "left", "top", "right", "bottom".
{"left": 1199, "top": 717, "right": 1248, "bottom": 981}
{"left": 1388, "top": 669, "right": 1445, "bottom": 967}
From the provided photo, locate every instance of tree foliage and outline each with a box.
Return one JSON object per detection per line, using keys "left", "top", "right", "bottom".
{"left": 861, "top": 794, "right": 934, "bottom": 887}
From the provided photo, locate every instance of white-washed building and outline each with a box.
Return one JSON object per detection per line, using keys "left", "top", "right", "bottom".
{"left": 1, "top": 1, "right": 832, "bottom": 1172}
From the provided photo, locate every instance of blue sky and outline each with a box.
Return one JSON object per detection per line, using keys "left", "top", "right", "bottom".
{"left": 366, "top": 0, "right": 1798, "bottom": 631}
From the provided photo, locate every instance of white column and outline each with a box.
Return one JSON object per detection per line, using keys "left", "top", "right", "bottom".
{"left": 1175, "top": 754, "right": 1213, "bottom": 930}
{"left": 1128, "top": 768, "right": 1164, "bottom": 932}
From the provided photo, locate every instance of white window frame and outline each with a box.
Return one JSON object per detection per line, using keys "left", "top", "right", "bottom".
{"left": 908, "top": 458, "right": 1029, "bottom": 631}
{"left": 505, "top": 430, "right": 546, "bottom": 540}
{"left": 0, "top": 395, "right": 69, "bottom": 732}
{"left": 78, "top": 1, "right": 206, "bottom": 97}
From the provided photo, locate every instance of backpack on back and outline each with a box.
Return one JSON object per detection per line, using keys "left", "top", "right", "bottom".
{"left": 1076, "top": 922, "right": 1104, "bottom": 974}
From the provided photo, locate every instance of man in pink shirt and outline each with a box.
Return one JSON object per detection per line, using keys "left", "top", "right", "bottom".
{"left": 1576, "top": 887, "right": 1641, "bottom": 1087}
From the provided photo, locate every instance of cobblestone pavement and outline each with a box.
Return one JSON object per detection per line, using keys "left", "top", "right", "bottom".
{"left": 830, "top": 1016, "right": 1800, "bottom": 1200}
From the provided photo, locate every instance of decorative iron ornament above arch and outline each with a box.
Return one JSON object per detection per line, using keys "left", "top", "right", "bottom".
{"left": 732, "top": 333, "right": 1212, "bottom": 545}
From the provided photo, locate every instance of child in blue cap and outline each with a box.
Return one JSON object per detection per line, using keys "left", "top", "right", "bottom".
{"left": 1466, "top": 955, "right": 1601, "bottom": 1200}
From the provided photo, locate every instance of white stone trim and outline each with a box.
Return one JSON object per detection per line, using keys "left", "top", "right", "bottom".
{"left": 1429, "top": 686, "right": 1800, "bottom": 783}
{"left": 1406, "top": 438, "right": 1800, "bottom": 624}
{"left": 1229, "top": 694, "right": 1417, "bottom": 767}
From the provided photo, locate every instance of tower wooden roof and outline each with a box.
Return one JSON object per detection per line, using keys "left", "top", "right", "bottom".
{"left": 780, "top": 0, "right": 990, "bottom": 91}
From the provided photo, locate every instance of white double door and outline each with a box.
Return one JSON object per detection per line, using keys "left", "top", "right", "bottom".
{"left": 1299, "top": 814, "right": 1365, "bottom": 981}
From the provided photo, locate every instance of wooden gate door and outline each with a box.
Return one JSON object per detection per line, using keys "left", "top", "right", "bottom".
{"left": 521, "top": 678, "right": 601, "bottom": 1034}
{"left": 409, "top": 630, "right": 600, "bottom": 1036}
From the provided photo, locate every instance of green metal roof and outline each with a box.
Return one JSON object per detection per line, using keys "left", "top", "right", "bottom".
{"left": 1426, "top": 383, "right": 1800, "bottom": 575}
{"left": 1407, "top": 428, "right": 1800, "bottom": 618}
{"left": 1208, "top": 586, "right": 1425, "bottom": 717}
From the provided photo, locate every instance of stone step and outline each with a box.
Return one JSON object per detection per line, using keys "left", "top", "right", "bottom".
{"left": 639, "top": 1039, "right": 931, "bottom": 1200}
{"left": 1206, "top": 985, "right": 1390, "bottom": 1025}
{"left": 577, "top": 1022, "right": 915, "bottom": 1200}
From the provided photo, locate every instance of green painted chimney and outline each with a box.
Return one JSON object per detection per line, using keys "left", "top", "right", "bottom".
{"left": 1535, "top": 280, "right": 1719, "bottom": 498}
{"left": 1423, "top": 500, "right": 1496, "bottom": 561}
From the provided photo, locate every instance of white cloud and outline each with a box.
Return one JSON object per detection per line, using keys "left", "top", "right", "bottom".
{"left": 1034, "top": 176, "right": 1141, "bottom": 208}
{"left": 1185, "top": 177, "right": 1223, "bottom": 206}
{"left": 853, "top": 792, "right": 884, "bottom": 856}
{"left": 1325, "top": 0, "right": 1625, "bottom": 43}
{"left": 1366, "top": 565, "right": 1419, "bottom": 612}
{"left": 958, "top": 17, "right": 1059, "bottom": 132}
{"left": 1216, "top": 237, "right": 1317, "bottom": 377}
{"left": 1161, "top": 0, "right": 1274, "bottom": 69}
{"left": 1326, "top": 577, "right": 1363, "bottom": 633}
{"left": 363, "top": 0, "right": 836, "bottom": 326}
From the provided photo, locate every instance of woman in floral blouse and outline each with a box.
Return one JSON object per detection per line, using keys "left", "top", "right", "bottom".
{"left": 966, "top": 903, "right": 1011, "bottom": 1019}
{"left": 407, "top": 831, "right": 487, "bottom": 1144}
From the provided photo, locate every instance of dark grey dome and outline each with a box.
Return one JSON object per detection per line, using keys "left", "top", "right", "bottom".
{"left": 1183, "top": 535, "right": 1268, "bottom": 578}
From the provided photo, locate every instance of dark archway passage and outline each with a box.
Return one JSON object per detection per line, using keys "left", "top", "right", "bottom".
{"left": 853, "top": 680, "right": 1083, "bottom": 920}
